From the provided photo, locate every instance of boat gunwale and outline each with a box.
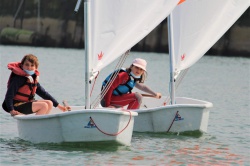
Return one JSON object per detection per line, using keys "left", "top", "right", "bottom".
{"left": 137, "top": 96, "right": 213, "bottom": 113}
{"left": 13, "top": 108, "right": 138, "bottom": 120}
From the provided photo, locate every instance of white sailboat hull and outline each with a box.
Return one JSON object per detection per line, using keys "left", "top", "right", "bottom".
{"left": 134, "top": 96, "right": 212, "bottom": 133}
{"left": 14, "top": 107, "right": 138, "bottom": 146}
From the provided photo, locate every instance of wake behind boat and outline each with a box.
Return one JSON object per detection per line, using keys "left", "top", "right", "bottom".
{"left": 14, "top": 107, "right": 137, "bottom": 146}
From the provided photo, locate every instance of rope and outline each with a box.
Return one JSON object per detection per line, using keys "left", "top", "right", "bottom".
{"left": 99, "top": 54, "right": 127, "bottom": 99}
{"left": 166, "top": 111, "right": 179, "bottom": 132}
{"left": 89, "top": 110, "right": 132, "bottom": 136}
{"left": 91, "top": 55, "right": 126, "bottom": 108}
{"left": 91, "top": 51, "right": 130, "bottom": 108}
{"left": 90, "top": 71, "right": 99, "bottom": 97}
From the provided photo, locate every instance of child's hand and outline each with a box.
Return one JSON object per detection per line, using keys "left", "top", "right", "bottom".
{"left": 57, "top": 104, "right": 71, "bottom": 112}
{"left": 155, "top": 93, "right": 162, "bottom": 99}
{"left": 10, "top": 110, "right": 22, "bottom": 116}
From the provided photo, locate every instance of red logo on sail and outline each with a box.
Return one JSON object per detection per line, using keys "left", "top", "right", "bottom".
{"left": 181, "top": 54, "right": 186, "bottom": 61}
{"left": 178, "top": 0, "right": 186, "bottom": 5}
{"left": 98, "top": 51, "right": 104, "bottom": 60}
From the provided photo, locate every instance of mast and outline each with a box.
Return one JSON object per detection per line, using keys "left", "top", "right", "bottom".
{"left": 84, "top": 0, "right": 91, "bottom": 109}
{"left": 37, "top": 0, "right": 40, "bottom": 32}
{"left": 167, "top": 13, "right": 175, "bottom": 105}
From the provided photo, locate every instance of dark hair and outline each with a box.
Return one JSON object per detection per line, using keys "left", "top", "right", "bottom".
{"left": 126, "top": 64, "right": 147, "bottom": 83}
{"left": 21, "top": 54, "right": 39, "bottom": 68}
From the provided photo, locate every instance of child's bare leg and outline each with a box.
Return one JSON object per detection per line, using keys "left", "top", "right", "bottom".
{"left": 37, "top": 100, "right": 53, "bottom": 113}
{"left": 32, "top": 101, "right": 49, "bottom": 115}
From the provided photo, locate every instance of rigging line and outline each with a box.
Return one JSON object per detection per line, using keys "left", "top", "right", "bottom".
{"left": 95, "top": 55, "right": 125, "bottom": 100}
{"left": 97, "top": 52, "right": 129, "bottom": 105}
{"left": 91, "top": 53, "right": 126, "bottom": 107}
{"left": 91, "top": 52, "right": 130, "bottom": 108}
{"left": 90, "top": 71, "right": 99, "bottom": 97}
{"left": 100, "top": 53, "right": 128, "bottom": 96}
{"left": 102, "top": 56, "right": 125, "bottom": 93}
{"left": 95, "top": 50, "right": 129, "bottom": 107}
{"left": 95, "top": 53, "right": 128, "bottom": 107}
{"left": 99, "top": 51, "right": 129, "bottom": 95}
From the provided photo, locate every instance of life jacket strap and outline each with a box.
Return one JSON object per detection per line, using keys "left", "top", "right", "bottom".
{"left": 16, "top": 91, "right": 34, "bottom": 100}
{"left": 16, "top": 92, "right": 30, "bottom": 98}
{"left": 27, "top": 76, "right": 34, "bottom": 83}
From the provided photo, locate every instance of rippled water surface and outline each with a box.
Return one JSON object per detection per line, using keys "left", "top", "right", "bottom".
{"left": 0, "top": 46, "right": 249, "bottom": 165}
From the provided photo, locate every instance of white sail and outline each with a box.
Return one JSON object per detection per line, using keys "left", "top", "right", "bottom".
{"left": 90, "top": 0, "right": 180, "bottom": 75}
{"left": 172, "top": 0, "right": 249, "bottom": 72}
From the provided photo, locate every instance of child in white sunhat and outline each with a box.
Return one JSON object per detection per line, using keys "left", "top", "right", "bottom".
{"left": 101, "top": 58, "right": 161, "bottom": 109}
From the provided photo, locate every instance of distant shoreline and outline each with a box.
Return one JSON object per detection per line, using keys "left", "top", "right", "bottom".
{"left": 0, "top": 16, "right": 249, "bottom": 57}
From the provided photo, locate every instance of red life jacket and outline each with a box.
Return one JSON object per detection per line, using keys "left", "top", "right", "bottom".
{"left": 7, "top": 62, "right": 40, "bottom": 102}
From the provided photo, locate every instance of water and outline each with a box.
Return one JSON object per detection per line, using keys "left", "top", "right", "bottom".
{"left": 0, "top": 45, "right": 249, "bottom": 165}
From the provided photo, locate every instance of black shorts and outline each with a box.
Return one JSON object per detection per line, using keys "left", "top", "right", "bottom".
{"left": 14, "top": 102, "right": 33, "bottom": 115}
{"left": 2, "top": 101, "right": 33, "bottom": 115}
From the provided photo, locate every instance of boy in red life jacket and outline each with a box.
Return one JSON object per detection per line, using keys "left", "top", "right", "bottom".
{"left": 101, "top": 58, "right": 161, "bottom": 109}
{"left": 2, "top": 54, "right": 70, "bottom": 116}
